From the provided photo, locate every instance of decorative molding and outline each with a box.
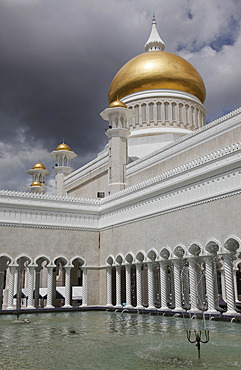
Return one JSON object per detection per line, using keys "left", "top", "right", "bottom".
{"left": 126, "top": 107, "right": 241, "bottom": 177}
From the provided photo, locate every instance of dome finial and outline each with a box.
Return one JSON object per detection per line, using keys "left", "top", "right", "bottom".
{"left": 145, "top": 13, "right": 165, "bottom": 52}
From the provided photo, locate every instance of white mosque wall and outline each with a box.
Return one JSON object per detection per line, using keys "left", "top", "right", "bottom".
{"left": 126, "top": 107, "right": 241, "bottom": 186}
{"left": 64, "top": 147, "right": 109, "bottom": 198}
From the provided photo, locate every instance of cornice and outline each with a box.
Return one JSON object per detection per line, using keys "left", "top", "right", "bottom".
{"left": 0, "top": 223, "right": 98, "bottom": 232}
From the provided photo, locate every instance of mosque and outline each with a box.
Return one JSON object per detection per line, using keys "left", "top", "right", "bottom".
{"left": 0, "top": 15, "right": 241, "bottom": 316}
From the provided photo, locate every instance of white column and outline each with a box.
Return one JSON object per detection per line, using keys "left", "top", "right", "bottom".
{"left": 0, "top": 270, "right": 4, "bottom": 310}
{"left": 173, "top": 260, "right": 185, "bottom": 311}
{"left": 35, "top": 268, "right": 41, "bottom": 308}
{"left": 196, "top": 259, "right": 204, "bottom": 309}
{"left": 135, "top": 263, "right": 143, "bottom": 309}
{"left": 204, "top": 256, "right": 218, "bottom": 314}
{"left": 182, "top": 265, "right": 190, "bottom": 309}
{"left": 233, "top": 268, "right": 238, "bottom": 302}
{"left": 188, "top": 258, "right": 201, "bottom": 313}
{"left": 106, "top": 267, "right": 112, "bottom": 307}
{"left": 115, "top": 266, "right": 122, "bottom": 308}
{"left": 46, "top": 266, "right": 54, "bottom": 309}
{"left": 27, "top": 266, "right": 35, "bottom": 309}
{"left": 7, "top": 266, "right": 16, "bottom": 310}
{"left": 125, "top": 265, "right": 132, "bottom": 308}
{"left": 63, "top": 266, "right": 72, "bottom": 308}
{"left": 159, "top": 261, "right": 170, "bottom": 311}
{"left": 82, "top": 267, "right": 87, "bottom": 306}
{"left": 222, "top": 254, "right": 238, "bottom": 315}
{"left": 212, "top": 255, "right": 220, "bottom": 310}
{"left": 221, "top": 267, "right": 226, "bottom": 301}
{"left": 147, "top": 262, "right": 155, "bottom": 309}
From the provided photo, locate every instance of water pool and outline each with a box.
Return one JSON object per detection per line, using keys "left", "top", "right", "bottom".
{"left": 0, "top": 311, "right": 240, "bottom": 369}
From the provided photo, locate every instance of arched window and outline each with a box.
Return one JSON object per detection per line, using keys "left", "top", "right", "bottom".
{"left": 179, "top": 103, "right": 183, "bottom": 122}
{"left": 164, "top": 102, "right": 169, "bottom": 121}
{"left": 149, "top": 103, "right": 154, "bottom": 121}
{"left": 141, "top": 103, "right": 146, "bottom": 122}
{"left": 157, "top": 102, "right": 161, "bottom": 121}
{"left": 135, "top": 105, "right": 139, "bottom": 124}
{"left": 172, "top": 103, "right": 176, "bottom": 121}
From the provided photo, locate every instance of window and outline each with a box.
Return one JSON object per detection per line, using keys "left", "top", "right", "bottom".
{"left": 157, "top": 102, "right": 161, "bottom": 120}
{"left": 164, "top": 102, "right": 169, "bottom": 121}
{"left": 97, "top": 192, "right": 105, "bottom": 198}
{"left": 135, "top": 105, "right": 139, "bottom": 123}
{"left": 149, "top": 103, "right": 154, "bottom": 121}
{"left": 141, "top": 104, "right": 146, "bottom": 122}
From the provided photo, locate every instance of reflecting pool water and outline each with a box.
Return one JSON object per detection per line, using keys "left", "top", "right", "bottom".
{"left": 0, "top": 311, "right": 240, "bottom": 369}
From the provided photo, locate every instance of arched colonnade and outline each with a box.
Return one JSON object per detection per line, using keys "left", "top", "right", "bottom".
{"left": 106, "top": 237, "right": 241, "bottom": 315}
{"left": 0, "top": 255, "right": 87, "bottom": 310}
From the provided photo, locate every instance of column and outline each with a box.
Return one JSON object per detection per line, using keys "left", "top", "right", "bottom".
{"left": 46, "top": 266, "right": 54, "bottom": 309}
{"left": 0, "top": 270, "right": 4, "bottom": 310}
{"left": 159, "top": 261, "right": 170, "bottom": 311}
{"left": 135, "top": 263, "right": 143, "bottom": 309}
{"left": 188, "top": 258, "right": 201, "bottom": 313}
{"left": 82, "top": 267, "right": 87, "bottom": 306}
{"left": 115, "top": 266, "right": 122, "bottom": 308}
{"left": 106, "top": 267, "right": 112, "bottom": 307}
{"left": 63, "top": 266, "right": 72, "bottom": 308}
{"left": 147, "top": 262, "right": 155, "bottom": 309}
{"left": 7, "top": 266, "right": 16, "bottom": 310}
{"left": 125, "top": 265, "right": 132, "bottom": 308}
{"left": 233, "top": 268, "right": 239, "bottom": 302}
{"left": 27, "top": 266, "right": 35, "bottom": 309}
{"left": 170, "top": 266, "right": 175, "bottom": 308}
{"left": 204, "top": 256, "right": 218, "bottom": 314}
{"left": 220, "top": 267, "right": 226, "bottom": 301}
{"left": 173, "top": 260, "right": 185, "bottom": 311}
{"left": 182, "top": 265, "right": 190, "bottom": 309}
{"left": 222, "top": 254, "right": 237, "bottom": 315}
{"left": 35, "top": 268, "right": 41, "bottom": 308}
{"left": 212, "top": 255, "right": 220, "bottom": 310}
{"left": 196, "top": 259, "right": 204, "bottom": 309}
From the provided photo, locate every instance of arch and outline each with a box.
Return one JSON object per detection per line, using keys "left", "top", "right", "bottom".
{"left": 125, "top": 252, "right": 135, "bottom": 264}
{"left": 115, "top": 254, "right": 124, "bottom": 265}
{"left": 224, "top": 236, "right": 241, "bottom": 253}
{"left": 70, "top": 256, "right": 85, "bottom": 266}
{"left": 53, "top": 256, "right": 68, "bottom": 266}
{"left": 205, "top": 239, "right": 221, "bottom": 254}
{"left": 147, "top": 248, "right": 158, "bottom": 261}
{"left": 160, "top": 246, "right": 171, "bottom": 260}
{"left": 135, "top": 250, "right": 146, "bottom": 263}
{"left": 34, "top": 255, "right": 51, "bottom": 266}
{"left": 0, "top": 254, "right": 13, "bottom": 264}
{"left": 173, "top": 245, "right": 186, "bottom": 258}
{"left": 15, "top": 254, "right": 32, "bottom": 265}
{"left": 106, "top": 255, "right": 114, "bottom": 266}
{"left": 188, "top": 242, "right": 203, "bottom": 256}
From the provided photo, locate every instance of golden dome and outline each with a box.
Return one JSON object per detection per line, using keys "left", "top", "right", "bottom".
{"left": 56, "top": 143, "right": 71, "bottom": 151}
{"left": 32, "top": 162, "right": 46, "bottom": 170}
{"left": 30, "top": 181, "right": 42, "bottom": 187}
{"left": 109, "top": 100, "right": 127, "bottom": 109}
{"left": 108, "top": 51, "right": 206, "bottom": 104}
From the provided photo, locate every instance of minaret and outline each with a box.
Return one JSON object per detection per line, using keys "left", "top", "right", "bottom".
{"left": 50, "top": 142, "right": 77, "bottom": 196}
{"left": 27, "top": 162, "right": 50, "bottom": 194}
{"left": 145, "top": 13, "right": 165, "bottom": 52}
{"left": 100, "top": 100, "right": 134, "bottom": 195}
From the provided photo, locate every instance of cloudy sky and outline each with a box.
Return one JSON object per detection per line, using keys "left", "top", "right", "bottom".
{"left": 0, "top": 0, "right": 241, "bottom": 192}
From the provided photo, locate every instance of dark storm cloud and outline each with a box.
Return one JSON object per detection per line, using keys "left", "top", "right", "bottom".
{"left": 0, "top": 0, "right": 241, "bottom": 191}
